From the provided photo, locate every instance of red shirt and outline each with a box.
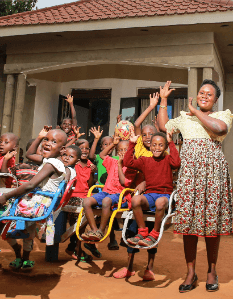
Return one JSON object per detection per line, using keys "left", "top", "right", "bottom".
{"left": 71, "top": 160, "right": 93, "bottom": 198}
{"left": 102, "top": 156, "right": 137, "bottom": 194}
{"left": 123, "top": 141, "right": 181, "bottom": 195}
{"left": 0, "top": 155, "right": 15, "bottom": 188}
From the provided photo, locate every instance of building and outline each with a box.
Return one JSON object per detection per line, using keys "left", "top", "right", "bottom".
{"left": 0, "top": 0, "right": 233, "bottom": 175}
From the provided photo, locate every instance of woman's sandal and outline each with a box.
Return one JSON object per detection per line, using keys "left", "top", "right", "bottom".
{"left": 143, "top": 270, "right": 155, "bottom": 281}
{"left": 21, "top": 260, "right": 35, "bottom": 271}
{"left": 84, "top": 243, "right": 102, "bottom": 258}
{"left": 9, "top": 258, "right": 23, "bottom": 270}
{"left": 113, "top": 267, "right": 135, "bottom": 279}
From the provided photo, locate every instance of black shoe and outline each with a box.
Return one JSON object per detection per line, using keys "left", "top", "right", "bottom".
{"left": 206, "top": 275, "right": 219, "bottom": 292}
{"left": 179, "top": 274, "right": 198, "bottom": 293}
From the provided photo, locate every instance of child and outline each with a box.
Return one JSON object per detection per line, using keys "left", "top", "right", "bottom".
{"left": 89, "top": 126, "right": 119, "bottom": 250}
{"left": 124, "top": 128, "right": 181, "bottom": 247}
{"left": 65, "top": 139, "right": 99, "bottom": 261}
{"left": 62, "top": 145, "right": 81, "bottom": 180}
{"left": 0, "top": 129, "right": 68, "bottom": 270}
{"left": 81, "top": 135, "right": 137, "bottom": 241}
{"left": 1, "top": 139, "right": 39, "bottom": 188}
{"left": 134, "top": 93, "right": 160, "bottom": 158}
{"left": 0, "top": 132, "right": 19, "bottom": 187}
{"left": 60, "top": 94, "right": 78, "bottom": 142}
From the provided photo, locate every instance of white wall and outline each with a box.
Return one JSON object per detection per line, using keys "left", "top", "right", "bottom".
{"left": 32, "top": 80, "right": 61, "bottom": 137}
{"left": 60, "top": 78, "right": 187, "bottom": 136}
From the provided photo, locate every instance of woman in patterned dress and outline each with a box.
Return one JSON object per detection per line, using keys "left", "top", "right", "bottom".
{"left": 158, "top": 80, "right": 232, "bottom": 292}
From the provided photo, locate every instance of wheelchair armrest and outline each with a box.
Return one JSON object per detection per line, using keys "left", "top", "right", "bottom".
{"left": 87, "top": 185, "right": 104, "bottom": 197}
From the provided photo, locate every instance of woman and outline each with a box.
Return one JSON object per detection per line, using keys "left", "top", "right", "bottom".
{"left": 158, "top": 80, "right": 232, "bottom": 292}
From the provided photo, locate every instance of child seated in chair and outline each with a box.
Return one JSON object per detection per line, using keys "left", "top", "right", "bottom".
{"left": 0, "top": 128, "right": 69, "bottom": 270}
{"left": 123, "top": 127, "right": 180, "bottom": 247}
{"left": 0, "top": 132, "right": 19, "bottom": 187}
{"left": 81, "top": 134, "right": 137, "bottom": 242}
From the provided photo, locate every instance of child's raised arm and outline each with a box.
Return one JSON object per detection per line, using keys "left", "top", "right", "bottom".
{"left": 0, "top": 163, "right": 56, "bottom": 205}
{"left": 66, "top": 94, "right": 77, "bottom": 127}
{"left": 65, "top": 126, "right": 85, "bottom": 147}
{"left": 157, "top": 81, "right": 175, "bottom": 132}
{"left": 26, "top": 126, "right": 50, "bottom": 164}
{"left": 1, "top": 151, "right": 17, "bottom": 173}
{"left": 89, "top": 126, "right": 103, "bottom": 160}
{"left": 134, "top": 92, "right": 159, "bottom": 136}
{"left": 99, "top": 133, "right": 119, "bottom": 161}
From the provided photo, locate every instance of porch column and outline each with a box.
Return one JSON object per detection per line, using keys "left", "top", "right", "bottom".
{"left": 12, "top": 74, "right": 27, "bottom": 138}
{"left": 188, "top": 68, "right": 198, "bottom": 108}
{"left": 203, "top": 67, "right": 213, "bottom": 80}
{"left": 1, "top": 74, "right": 15, "bottom": 134}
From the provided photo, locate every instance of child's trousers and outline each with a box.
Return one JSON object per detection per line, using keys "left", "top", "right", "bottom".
{"left": 7, "top": 222, "right": 36, "bottom": 252}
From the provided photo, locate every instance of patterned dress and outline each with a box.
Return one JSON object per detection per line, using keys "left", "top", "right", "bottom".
{"left": 165, "top": 109, "right": 233, "bottom": 237}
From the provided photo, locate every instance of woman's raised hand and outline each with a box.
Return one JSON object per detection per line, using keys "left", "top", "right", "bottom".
{"left": 129, "top": 127, "right": 139, "bottom": 143}
{"left": 90, "top": 126, "right": 103, "bottom": 140}
{"left": 160, "top": 81, "right": 175, "bottom": 99}
{"left": 73, "top": 126, "right": 85, "bottom": 139}
{"left": 149, "top": 92, "right": 159, "bottom": 108}
{"left": 65, "top": 94, "right": 73, "bottom": 104}
{"left": 186, "top": 97, "right": 197, "bottom": 116}
{"left": 166, "top": 127, "right": 175, "bottom": 143}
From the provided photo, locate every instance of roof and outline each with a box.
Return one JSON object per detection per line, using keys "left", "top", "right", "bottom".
{"left": 0, "top": 0, "right": 232, "bottom": 27}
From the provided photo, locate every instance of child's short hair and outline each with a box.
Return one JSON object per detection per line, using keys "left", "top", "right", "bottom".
{"left": 116, "top": 140, "right": 129, "bottom": 151}
{"left": 142, "top": 124, "right": 157, "bottom": 134}
{"left": 151, "top": 132, "right": 168, "bottom": 146}
{"left": 1, "top": 132, "right": 19, "bottom": 146}
{"left": 61, "top": 117, "right": 72, "bottom": 123}
{"left": 200, "top": 79, "right": 221, "bottom": 98}
{"left": 75, "top": 139, "right": 89, "bottom": 147}
{"left": 100, "top": 136, "right": 113, "bottom": 146}
{"left": 66, "top": 145, "right": 81, "bottom": 159}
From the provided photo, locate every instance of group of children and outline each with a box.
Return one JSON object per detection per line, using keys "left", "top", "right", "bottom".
{"left": 0, "top": 89, "right": 180, "bottom": 279}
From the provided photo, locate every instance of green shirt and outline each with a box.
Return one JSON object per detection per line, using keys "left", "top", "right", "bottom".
{"left": 95, "top": 154, "right": 119, "bottom": 185}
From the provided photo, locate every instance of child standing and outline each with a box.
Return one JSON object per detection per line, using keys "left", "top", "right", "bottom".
{"left": 81, "top": 135, "right": 137, "bottom": 241}
{"left": 65, "top": 139, "right": 99, "bottom": 261}
{"left": 0, "top": 129, "right": 68, "bottom": 270}
{"left": 124, "top": 128, "right": 180, "bottom": 247}
{"left": 89, "top": 126, "right": 119, "bottom": 250}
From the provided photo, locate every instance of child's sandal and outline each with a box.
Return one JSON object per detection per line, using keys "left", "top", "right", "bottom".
{"left": 77, "top": 251, "right": 92, "bottom": 263}
{"left": 88, "top": 230, "right": 104, "bottom": 241}
{"left": 21, "top": 260, "right": 35, "bottom": 271}
{"left": 138, "top": 235, "right": 157, "bottom": 247}
{"left": 9, "top": 258, "right": 23, "bottom": 270}
{"left": 127, "top": 234, "right": 144, "bottom": 246}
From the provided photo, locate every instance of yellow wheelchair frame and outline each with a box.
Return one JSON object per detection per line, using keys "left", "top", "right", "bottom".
{"left": 76, "top": 185, "right": 134, "bottom": 243}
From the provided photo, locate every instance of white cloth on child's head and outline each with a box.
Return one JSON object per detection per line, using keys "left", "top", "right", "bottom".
{"left": 67, "top": 166, "right": 76, "bottom": 181}
{"left": 38, "top": 158, "right": 66, "bottom": 192}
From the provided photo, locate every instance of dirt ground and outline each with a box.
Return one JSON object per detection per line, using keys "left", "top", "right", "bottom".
{"left": 1, "top": 227, "right": 233, "bottom": 299}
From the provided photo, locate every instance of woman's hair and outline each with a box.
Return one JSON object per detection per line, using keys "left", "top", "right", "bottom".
{"left": 151, "top": 132, "right": 168, "bottom": 146}
{"left": 200, "top": 79, "right": 221, "bottom": 99}
{"left": 66, "top": 145, "right": 81, "bottom": 159}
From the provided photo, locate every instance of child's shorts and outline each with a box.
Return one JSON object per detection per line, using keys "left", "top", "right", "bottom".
{"left": 144, "top": 193, "right": 170, "bottom": 212}
{"left": 92, "top": 191, "right": 126, "bottom": 210}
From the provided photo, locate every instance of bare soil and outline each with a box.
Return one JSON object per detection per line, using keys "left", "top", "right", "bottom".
{"left": 1, "top": 227, "right": 233, "bottom": 299}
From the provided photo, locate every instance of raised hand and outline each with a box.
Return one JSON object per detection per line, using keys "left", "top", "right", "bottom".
{"left": 4, "top": 150, "right": 17, "bottom": 161}
{"left": 73, "top": 126, "right": 85, "bottom": 139}
{"left": 65, "top": 94, "right": 73, "bottom": 104}
{"left": 117, "top": 114, "right": 122, "bottom": 123}
{"left": 113, "top": 132, "right": 120, "bottom": 145}
{"left": 186, "top": 97, "right": 197, "bottom": 116}
{"left": 89, "top": 126, "right": 103, "bottom": 140}
{"left": 160, "top": 81, "right": 175, "bottom": 99}
{"left": 166, "top": 127, "right": 175, "bottom": 143}
{"left": 129, "top": 127, "right": 139, "bottom": 143}
{"left": 149, "top": 92, "right": 159, "bottom": 108}
{"left": 38, "top": 126, "right": 51, "bottom": 139}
